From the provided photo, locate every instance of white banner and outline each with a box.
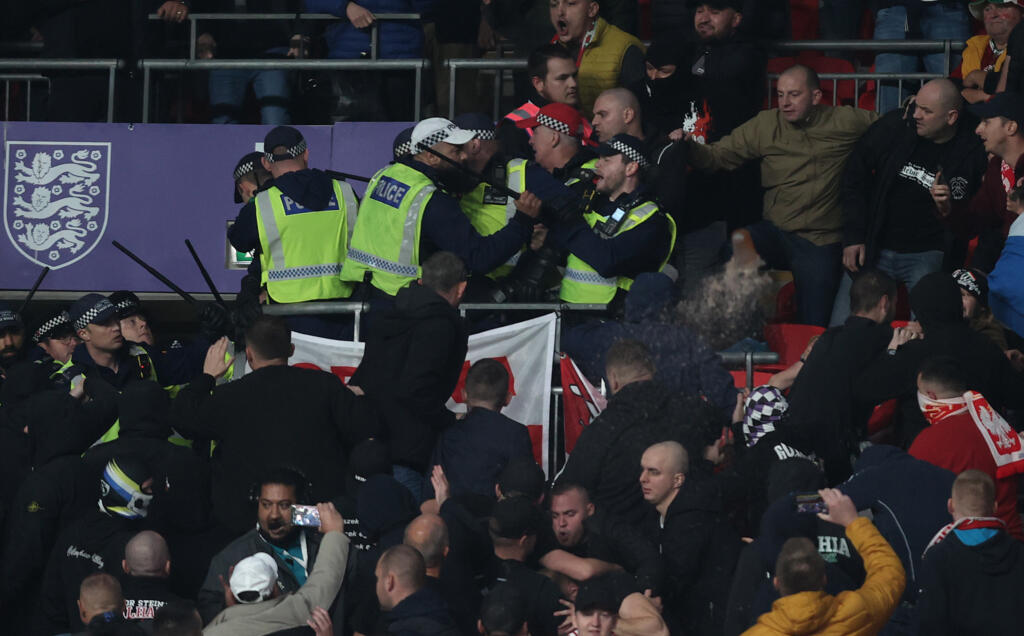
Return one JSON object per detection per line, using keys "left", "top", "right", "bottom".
{"left": 269, "top": 313, "right": 557, "bottom": 475}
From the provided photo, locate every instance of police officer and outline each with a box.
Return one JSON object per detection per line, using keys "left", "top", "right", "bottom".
{"left": 109, "top": 291, "right": 155, "bottom": 347}
{"left": 233, "top": 151, "right": 271, "bottom": 206}
{"left": 228, "top": 126, "right": 358, "bottom": 339}
{"left": 392, "top": 126, "right": 414, "bottom": 162}
{"left": 342, "top": 117, "right": 542, "bottom": 300}
{"left": 515, "top": 102, "right": 600, "bottom": 197}
{"left": 31, "top": 308, "right": 78, "bottom": 365}
{"left": 549, "top": 134, "right": 676, "bottom": 305}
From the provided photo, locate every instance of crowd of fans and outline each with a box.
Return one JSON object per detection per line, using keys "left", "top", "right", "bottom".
{"left": 6, "top": 0, "right": 1024, "bottom": 635}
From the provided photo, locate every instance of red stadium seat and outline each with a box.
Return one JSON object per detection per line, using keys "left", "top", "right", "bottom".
{"left": 867, "top": 398, "right": 899, "bottom": 436}
{"left": 730, "top": 370, "right": 777, "bottom": 390}
{"left": 797, "top": 52, "right": 857, "bottom": 106}
{"left": 771, "top": 281, "right": 798, "bottom": 324}
{"left": 763, "top": 323, "right": 827, "bottom": 367}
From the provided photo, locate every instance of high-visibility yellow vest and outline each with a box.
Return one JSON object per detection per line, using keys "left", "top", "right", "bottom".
{"left": 577, "top": 18, "right": 645, "bottom": 115}
{"left": 341, "top": 162, "right": 437, "bottom": 296}
{"left": 255, "top": 179, "right": 357, "bottom": 303}
{"left": 460, "top": 159, "right": 527, "bottom": 279}
{"left": 559, "top": 200, "right": 676, "bottom": 303}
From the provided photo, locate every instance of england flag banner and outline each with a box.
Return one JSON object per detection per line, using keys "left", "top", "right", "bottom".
{"left": 250, "top": 313, "right": 557, "bottom": 475}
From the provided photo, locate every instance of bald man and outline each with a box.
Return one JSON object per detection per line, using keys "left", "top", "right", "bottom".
{"left": 832, "top": 78, "right": 989, "bottom": 326}
{"left": 121, "top": 531, "right": 185, "bottom": 624}
{"left": 76, "top": 573, "right": 137, "bottom": 632}
{"left": 376, "top": 544, "right": 459, "bottom": 634}
{"left": 591, "top": 88, "right": 643, "bottom": 142}
{"left": 403, "top": 514, "right": 478, "bottom": 634}
{"left": 639, "top": 440, "right": 741, "bottom": 635}
{"left": 683, "top": 64, "right": 877, "bottom": 326}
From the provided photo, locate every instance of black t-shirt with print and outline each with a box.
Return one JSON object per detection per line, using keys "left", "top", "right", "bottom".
{"left": 882, "top": 138, "right": 947, "bottom": 253}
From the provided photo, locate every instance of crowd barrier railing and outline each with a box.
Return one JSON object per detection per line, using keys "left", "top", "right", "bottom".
{"left": 0, "top": 59, "right": 123, "bottom": 122}
{"left": 262, "top": 300, "right": 778, "bottom": 471}
{"left": 146, "top": 12, "right": 421, "bottom": 61}
{"left": 136, "top": 58, "right": 430, "bottom": 121}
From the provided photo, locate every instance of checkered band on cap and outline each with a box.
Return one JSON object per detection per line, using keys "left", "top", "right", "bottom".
{"left": 465, "top": 129, "right": 495, "bottom": 141}
{"left": 74, "top": 298, "right": 115, "bottom": 331}
{"left": 742, "top": 384, "right": 789, "bottom": 448}
{"left": 113, "top": 297, "right": 137, "bottom": 314}
{"left": 233, "top": 160, "right": 256, "bottom": 181}
{"left": 33, "top": 311, "right": 71, "bottom": 343}
{"left": 264, "top": 138, "right": 307, "bottom": 163}
{"left": 395, "top": 141, "right": 412, "bottom": 157}
{"left": 536, "top": 113, "right": 574, "bottom": 136}
{"left": 416, "top": 127, "right": 455, "bottom": 150}
{"left": 608, "top": 140, "right": 649, "bottom": 168}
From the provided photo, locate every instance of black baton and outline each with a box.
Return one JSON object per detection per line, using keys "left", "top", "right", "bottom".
{"left": 185, "top": 239, "right": 226, "bottom": 307}
{"left": 420, "top": 146, "right": 520, "bottom": 200}
{"left": 18, "top": 266, "right": 50, "bottom": 314}
{"left": 112, "top": 240, "right": 196, "bottom": 304}
{"left": 325, "top": 170, "right": 371, "bottom": 183}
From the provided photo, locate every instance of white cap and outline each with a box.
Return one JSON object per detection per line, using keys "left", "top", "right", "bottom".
{"left": 410, "top": 117, "right": 477, "bottom": 152}
{"left": 229, "top": 553, "right": 278, "bottom": 604}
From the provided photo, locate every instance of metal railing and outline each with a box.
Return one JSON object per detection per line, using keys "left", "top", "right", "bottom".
{"left": 137, "top": 58, "right": 430, "bottom": 122}
{"left": 1, "top": 74, "right": 47, "bottom": 121}
{"left": 0, "top": 59, "right": 122, "bottom": 122}
{"left": 147, "top": 12, "right": 421, "bottom": 61}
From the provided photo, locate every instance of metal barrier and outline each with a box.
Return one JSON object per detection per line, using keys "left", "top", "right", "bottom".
{"left": 0, "top": 59, "right": 123, "bottom": 122}
{"left": 445, "top": 39, "right": 969, "bottom": 119}
{"left": 768, "top": 71, "right": 944, "bottom": 110}
{"left": 137, "top": 58, "right": 430, "bottom": 122}
{"left": 147, "top": 12, "right": 420, "bottom": 61}
{"left": 262, "top": 300, "right": 778, "bottom": 472}
{"left": 1, "top": 74, "right": 47, "bottom": 121}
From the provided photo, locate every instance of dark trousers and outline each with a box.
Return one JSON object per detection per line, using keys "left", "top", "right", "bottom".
{"left": 746, "top": 221, "right": 843, "bottom": 327}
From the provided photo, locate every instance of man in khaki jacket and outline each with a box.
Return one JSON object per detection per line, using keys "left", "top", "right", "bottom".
{"left": 680, "top": 64, "right": 877, "bottom": 326}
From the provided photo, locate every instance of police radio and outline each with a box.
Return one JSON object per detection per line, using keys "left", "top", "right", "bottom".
{"left": 482, "top": 163, "right": 509, "bottom": 205}
{"left": 595, "top": 207, "right": 629, "bottom": 238}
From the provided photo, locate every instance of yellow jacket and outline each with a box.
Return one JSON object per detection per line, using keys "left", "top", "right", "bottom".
{"left": 960, "top": 34, "right": 1006, "bottom": 77}
{"left": 577, "top": 17, "right": 644, "bottom": 115}
{"left": 742, "top": 517, "right": 906, "bottom": 636}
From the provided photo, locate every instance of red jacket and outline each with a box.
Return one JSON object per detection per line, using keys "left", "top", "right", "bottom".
{"left": 909, "top": 411, "right": 1024, "bottom": 541}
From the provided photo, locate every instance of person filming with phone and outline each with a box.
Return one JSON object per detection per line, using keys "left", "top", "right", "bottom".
{"left": 832, "top": 78, "right": 988, "bottom": 326}
{"left": 197, "top": 468, "right": 337, "bottom": 627}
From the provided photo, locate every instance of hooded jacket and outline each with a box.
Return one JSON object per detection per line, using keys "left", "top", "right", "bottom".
{"left": 644, "top": 469, "right": 742, "bottom": 636}
{"left": 917, "top": 528, "right": 1024, "bottom": 636}
{"left": 840, "top": 445, "right": 955, "bottom": 604}
{"left": 841, "top": 109, "right": 987, "bottom": 263}
{"left": 855, "top": 272, "right": 1024, "bottom": 445}
{"left": 743, "top": 517, "right": 905, "bottom": 636}
{"left": 561, "top": 273, "right": 737, "bottom": 418}
{"left": 351, "top": 283, "right": 468, "bottom": 471}
{"left": 557, "top": 380, "right": 690, "bottom": 525}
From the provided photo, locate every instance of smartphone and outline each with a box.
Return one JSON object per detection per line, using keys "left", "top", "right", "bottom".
{"left": 934, "top": 164, "right": 947, "bottom": 186}
{"left": 291, "top": 504, "right": 321, "bottom": 527}
{"left": 794, "top": 492, "right": 828, "bottom": 515}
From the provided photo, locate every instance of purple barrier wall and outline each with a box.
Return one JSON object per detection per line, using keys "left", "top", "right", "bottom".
{"left": 2, "top": 121, "right": 408, "bottom": 293}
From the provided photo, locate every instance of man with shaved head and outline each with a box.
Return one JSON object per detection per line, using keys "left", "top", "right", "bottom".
{"left": 832, "top": 78, "right": 988, "bottom": 325}
{"left": 591, "top": 88, "right": 643, "bottom": 142}
{"left": 76, "top": 572, "right": 144, "bottom": 634}
{"left": 403, "top": 514, "right": 477, "bottom": 634}
{"left": 375, "top": 544, "right": 459, "bottom": 635}
{"left": 682, "top": 63, "right": 876, "bottom": 326}
{"left": 639, "top": 440, "right": 741, "bottom": 635}
{"left": 121, "top": 531, "right": 185, "bottom": 627}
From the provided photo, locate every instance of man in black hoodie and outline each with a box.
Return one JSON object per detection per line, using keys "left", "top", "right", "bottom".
{"left": 639, "top": 440, "right": 740, "bottom": 635}
{"left": 918, "top": 469, "right": 1024, "bottom": 636}
{"left": 855, "top": 271, "right": 1024, "bottom": 445}
{"left": 557, "top": 339, "right": 688, "bottom": 525}
{"left": 833, "top": 79, "right": 989, "bottom": 326}
{"left": 350, "top": 252, "right": 469, "bottom": 500}
{"left": 376, "top": 544, "right": 459, "bottom": 636}
{"left": 227, "top": 125, "right": 360, "bottom": 339}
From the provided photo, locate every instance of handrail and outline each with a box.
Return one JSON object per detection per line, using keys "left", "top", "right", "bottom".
{"left": 147, "top": 12, "right": 420, "bottom": 60}
{"left": 770, "top": 39, "right": 965, "bottom": 52}
{"left": 0, "top": 59, "right": 122, "bottom": 121}
{"left": 137, "top": 57, "right": 430, "bottom": 122}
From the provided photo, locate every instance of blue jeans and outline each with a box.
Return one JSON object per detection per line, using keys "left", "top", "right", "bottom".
{"left": 675, "top": 220, "right": 727, "bottom": 294}
{"left": 874, "top": 3, "right": 968, "bottom": 113}
{"left": 392, "top": 464, "right": 426, "bottom": 503}
{"left": 746, "top": 221, "right": 843, "bottom": 327}
{"left": 209, "top": 69, "right": 291, "bottom": 124}
{"left": 829, "top": 248, "right": 944, "bottom": 326}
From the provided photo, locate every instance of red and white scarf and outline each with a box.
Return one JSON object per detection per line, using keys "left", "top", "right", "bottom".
{"left": 924, "top": 516, "right": 1006, "bottom": 554}
{"left": 918, "top": 390, "right": 1024, "bottom": 479}
{"left": 1001, "top": 160, "right": 1016, "bottom": 194}
{"left": 550, "top": 20, "right": 599, "bottom": 67}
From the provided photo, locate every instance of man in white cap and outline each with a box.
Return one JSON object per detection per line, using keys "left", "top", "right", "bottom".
{"left": 204, "top": 502, "right": 350, "bottom": 635}
{"left": 342, "top": 117, "right": 543, "bottom": 300}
